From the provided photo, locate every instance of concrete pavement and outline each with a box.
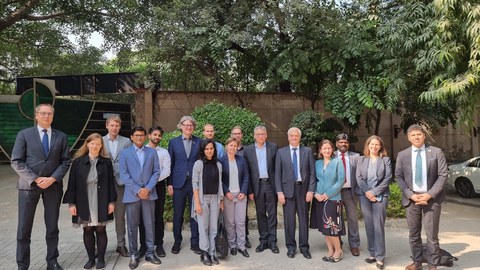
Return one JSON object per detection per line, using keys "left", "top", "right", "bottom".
{"left": 1, "top": 164, "right": 479, "bottom": 270}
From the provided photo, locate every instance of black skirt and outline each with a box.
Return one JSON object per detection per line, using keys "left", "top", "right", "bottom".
{"left": 310, "top": 199, "right": 345, "bottom": 236}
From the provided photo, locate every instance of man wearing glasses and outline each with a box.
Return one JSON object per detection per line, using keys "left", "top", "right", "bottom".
{"left": 167, "top": 116, "right": 202, "bottom": 254}
{"left": 12, "top": 104, "right": 71, "bottom": 270}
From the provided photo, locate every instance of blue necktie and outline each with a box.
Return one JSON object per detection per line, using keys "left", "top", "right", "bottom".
{"left": 292, "top": 148, "right": 298, "bottom": 181}
{"left": 415, "top": 149, "right": 423, "bottom": 187}
{"left": 42, "top": 129, "right": 49, "bottom": 156}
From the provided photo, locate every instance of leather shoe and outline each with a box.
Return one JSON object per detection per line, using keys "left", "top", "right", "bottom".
{"left": 270, "top": 243, "right": 280, "bottom": 254}
{"left": 211, "top": 255, "right": 219, "bottom": 265}
{"left": 145, "top": 254, "right": 161, "bottom": 265}
{"left": 156, "top": 246, "right": 166, "bottom": 257}
{"left": 191, "top": 245, "right": 202, "bottom": 255}
{"left": 377, "top": 261, "right": 385, "bottom": 270}
{"left": 171, "top": 243, "right": 181, "bottom": 254}
{"left": 301, "top": 250, "right": 312, "bottom": 259}
{"left": 245, "top": 237, "right": 252, "bottom": 248}
{"left": 230, "top": 248, "right": 238, "bottom": 255}
{"left": 405, "top": 262, "right": 422, "bottom": 270}
{"left": 201, "top": 252, "right": 212, "bottom": 266}
{"left": 116, "top": 246, "right": 129, "bottom": 257}
{"left": 46, "top": 263, "right": 64, "bottom": 270}
{"left": 128, "top": 258, "right": 139, "bottom": 270}
{"left": 255, "top": 243, "right": 268, "bottom": 253}
{"left": 351, "top": 247, "right": 360, "bottom": 256}
{"left": 238, "top": 249, "right": 250, "bottom": 258}
{"left": 365, "top": 257, "right": 377, "bottom": 263}
{"left": 287, "top": 249, "right": 295, "bottom": 258}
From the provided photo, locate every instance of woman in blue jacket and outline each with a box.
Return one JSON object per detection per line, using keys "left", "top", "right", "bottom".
{"left": 312, "top": 139, "right": 345, "bottom": 263}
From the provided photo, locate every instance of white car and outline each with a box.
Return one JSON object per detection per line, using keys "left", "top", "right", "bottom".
{"left": 448, "top": 157, "right": 480, "bottom": 198}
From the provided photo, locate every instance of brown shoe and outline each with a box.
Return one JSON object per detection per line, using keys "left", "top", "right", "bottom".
{"left": 405, "top": 262, "right": 422, "bottom": 270}
{"left": 351, "top": 247, "right": 360, "bottom": 256}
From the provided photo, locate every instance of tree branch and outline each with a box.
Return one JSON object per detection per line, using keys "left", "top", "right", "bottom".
{"left": 0, "top": 0, "right": 41, "bottom": 32}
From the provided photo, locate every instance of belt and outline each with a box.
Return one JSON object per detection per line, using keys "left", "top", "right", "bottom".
{"left": 294, "top": 181, "right": 303, "bottom": 185}
{"left": 342, "top": 188, "right": 351, "bottom": 190}
{"left": 259, "top": 178, "right": 269, "bottom": 182}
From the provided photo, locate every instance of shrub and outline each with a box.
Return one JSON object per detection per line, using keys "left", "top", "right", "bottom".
{"left": 386, "top": 182, "right": 406, "bottom": 218}
{"left": 192, "top": 101, "right": 263, "bottom": 145}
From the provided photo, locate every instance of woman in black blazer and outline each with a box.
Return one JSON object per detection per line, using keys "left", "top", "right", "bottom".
{"left": 63, "top": 133, "right": 117, "bottom": 270}
{"left": 356, "top": 135, "right": 392, "bottom": 270}
{"left": 220, "top": 137, "right": 250, "bottom": 258}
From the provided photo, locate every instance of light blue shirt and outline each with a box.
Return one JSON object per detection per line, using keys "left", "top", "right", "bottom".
{"left": 37, "top": 126, "right": 51, "bottom": 148}
{"left": 135, "top": 145, "right": 145, "bottom": 169}
{"left": 255, "top": 142, "right": 268, "bottom": 178}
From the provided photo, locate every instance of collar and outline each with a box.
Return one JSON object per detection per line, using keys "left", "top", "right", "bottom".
{"left": 37, "top": 125, "right": 51, "bottom": 133}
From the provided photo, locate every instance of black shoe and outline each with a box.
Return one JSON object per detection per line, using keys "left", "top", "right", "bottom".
{"left": 156, "top": 246, "right": 166, "bottom": 257}
{"left": 238, "top": 249, "right": 250, "bottom": 258}
{"left": 270, "top": 243, "right": 280, "bottom": 254}
{"left": 47, "top": 263, "right": 64, "bottom": 270}
{"left": 138, "top": 246, "right": 146, "bottom": 258}
{"left": 211, "top": 255, "right": 219, "bottom": 265}
{"left": 171, "top": 243, "right": 181, "bottom": 254}
{"left": 201, "top": 252, "right": 213, "bottom": 266}
{"left": 95, "top": 260, "right": 105, "bottom": 269}
{"left": 128, "top": 257, "right": 139, "bottom": 269}
{"left": 255, "top": 243, "right": 268, "bottom": 253}
{"left": 376, "top": 262, "right": 385, "bottom": 270}
{"left": 83, "top": 260, "right": 95, "bottom": 270}
{"left": 287, "top": 250, "right": 295, "bottom": 258}
{"left": 322, "top": 256, "right": 332, "bottom": 262}
{"left": 301, "top": 250, "right": 312, "bottom": 259}
{"left": 191, "top": 245, "right": 202, "bottom": 255}
{"left": 116, "top": 246, "right": 129, "bottom": 257}
{"left": 145, "top": 254, "right": 162, "bottom": 265}
{"left": 365, "top": 257, "right": 377, "bottom": 264}
{"left": 230, "top": 248, "right": 238, "bottom": 256}
{"left": 245, "top": 238, "right": 252, "bottom": 249}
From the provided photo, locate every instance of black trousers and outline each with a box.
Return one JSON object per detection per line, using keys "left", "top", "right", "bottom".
{"left": 254, "top": 182, "right": 278, "bottom": 244}
{"left": 17, "top": 184, "right": 63, "bottom": 269}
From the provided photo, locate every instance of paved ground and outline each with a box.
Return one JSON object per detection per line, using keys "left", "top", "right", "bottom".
{"left": 1, "top": 164, "right": 479, "bottom": 270}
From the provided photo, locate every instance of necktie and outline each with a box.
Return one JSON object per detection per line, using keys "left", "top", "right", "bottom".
{"left": 341, "top": 152, "right": 347, "bottom": 183}
{"left": 292, "top": 148, "right": 298, "bottom": 181}
{"left": 42, "top": 129, "right": 49, "bottom": 156}
{"left": 415, "top": 149, "right": 423, "bottom": 187}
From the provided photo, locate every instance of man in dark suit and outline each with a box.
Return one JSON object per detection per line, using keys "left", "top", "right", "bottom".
{"left": 119, "top": 126, "right": 161, "bottom": 269}
{"left": 11, "top": 104, "right": 71, "bottom": 270}
{"left": 334, "top": 133, "right": 361, "bottom": 256}
{"left": 275, "top": 127, "right": 315, "bottom": 259}
{"left": 395, "top": 124, "right": 448, "bottom": 270}
{"left": 167, "top": 116, "right": 202, "bottom": 254}
{"left": 102, "top": 115, "right": 132, "bottom": 257}
{"left": 244, "top": 125, "right": 279, "bottom": 254}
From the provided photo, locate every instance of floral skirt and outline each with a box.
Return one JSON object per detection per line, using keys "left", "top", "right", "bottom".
{"left": 310, "top": 199, "right": 345, "bottom": 236}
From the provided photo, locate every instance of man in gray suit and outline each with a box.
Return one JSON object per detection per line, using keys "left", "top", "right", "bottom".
{"left": 395, "top": 124, "right": 448, "bottom": 270}
{"left": 102, "top": 115, "right": 132, "bottom": 257}
{"left": 11, "top": 104, "right": 71, "bottom": 270}
{"left": 334, "top": 133, "right": 361, "bottom": 256}
{"left": 275, "top": 127, "right": 315, "bottom": 259}
{"left": 244, "top": 125, "right": 279, "bottom": 254}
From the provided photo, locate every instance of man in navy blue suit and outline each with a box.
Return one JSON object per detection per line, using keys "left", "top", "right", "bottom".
{"left": 167, "top": 116, "right": 202, "bottom": 254}
{"left": 119, "top": 126, "right": 161, "bottom": 269}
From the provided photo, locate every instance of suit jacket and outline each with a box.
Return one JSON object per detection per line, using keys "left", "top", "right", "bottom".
{"left": 243, "top": 141, "right": 277, "bottom": 196}
{"left": 119, "top": 145, "right": 160, "bottom": 203}
{"left": 395, "top": 145, "right": 448, "bottom": 207}
{"left": 63, "top": 155, "right": 117, "bottom": 223}
{"left": 275, "top": 146, "right": 315, "bottom": 199}
{"left": 11, "top": 126, "right": 71, "bottom": 190}
{"left": 356, "top": 156, "right": 392, "bottom": 197}
{"left": 334, "top": 150, "right": 360, "bottom": 200}
{"left": 102, "top": 134, "right": 131, "bottom": 186}
{"left": 220, "top": 155, "right": 250, "bottom": 195}
{"left": 315, "top": 158, "right": 345, "bottom": 201}
{"left": 167, "top": 135, "right": 202, "bottom": 189}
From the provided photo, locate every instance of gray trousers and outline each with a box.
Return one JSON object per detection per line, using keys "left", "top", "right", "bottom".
{"left": 341, "top": 188, "right": 360, "bottom": 248}
{"left": 197, "top": 194, "right": 220, "bottom": 256}
{"left": 223, "top": 193, "right": 247, "bottom": 250}
{"left": 359, "top": 195, "right": 388, "bottom": 261}
{"left": 114, "top": 183, "right": 127, "bottom": 247}
{"left": 126, "top": 199, "right": 155, "bottom": 258}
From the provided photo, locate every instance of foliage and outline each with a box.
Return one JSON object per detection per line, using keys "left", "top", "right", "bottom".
{"left": 191, "top": 101, "right": 263, "bottom": 145}
{"left": 289, "top": 110, "right": 343, "bottom": 151}
{"left": 386, "top": 182, "right": 406, "bottom": 219}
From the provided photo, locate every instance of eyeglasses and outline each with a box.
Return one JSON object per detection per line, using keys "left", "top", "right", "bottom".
{"left": 182, "top": 124, "right": 194, "bottom": 128}
{"left": 37, "top": 112, "right": 53, "bottom": 116}
{"left": 133, "top": 134, "right": 145, "bottom": 138}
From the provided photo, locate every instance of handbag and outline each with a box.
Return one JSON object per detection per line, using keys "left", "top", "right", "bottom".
{"left": 215, "top": 211, "right": 229, "bottom": 258}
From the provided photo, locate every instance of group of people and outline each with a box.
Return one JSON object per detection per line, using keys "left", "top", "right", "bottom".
{"left": 11, "top": 103, "right": 447, "bottom": 270}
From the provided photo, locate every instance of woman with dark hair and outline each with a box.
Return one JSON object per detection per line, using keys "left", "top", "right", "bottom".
{"left": 220, "top": 137, "right": 250, "bottom": 258}
{"left": 312, "top": 139, "right": 345, "bottom": 263}
{"left": 63, "top": 133, "right": 116, "bottom": 270}
{"left": 356, "top": 135, "right": 392, "bottom": 270}
{"left": 192, "top": 139, "right": 224, "bottom": 266}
